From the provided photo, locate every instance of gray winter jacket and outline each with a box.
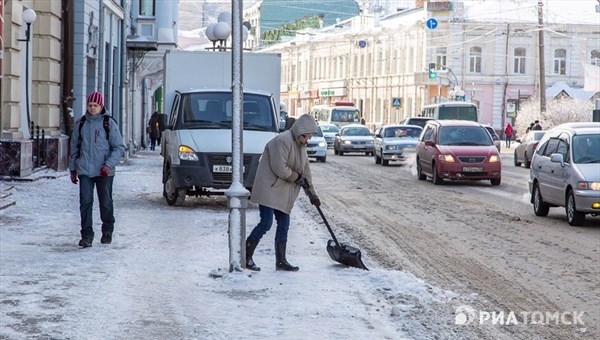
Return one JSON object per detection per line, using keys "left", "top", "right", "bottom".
{"left": 69, "top": 111, "right": 125, "bottom": 177}
{"left": 250, "top": 114, "right": 317, "bottom": 214}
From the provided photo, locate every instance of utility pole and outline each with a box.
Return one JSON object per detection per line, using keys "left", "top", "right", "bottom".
{"left": 537, "top": 2, "right": 546, "bottom": 113}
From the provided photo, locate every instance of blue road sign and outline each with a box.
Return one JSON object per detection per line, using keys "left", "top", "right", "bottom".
{"left": 426, "top": 18, "right": 438, "bottom": 30}
{"left": 392, "top": 97, "right": 402, "bottom": 107}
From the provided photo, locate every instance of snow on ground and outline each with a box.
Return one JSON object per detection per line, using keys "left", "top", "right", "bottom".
{"left": 1, "top": 151, "right": 461, "bottom": 339}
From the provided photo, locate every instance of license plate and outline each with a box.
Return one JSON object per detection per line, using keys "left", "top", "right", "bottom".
{"left": 463, "top": 167, "right": 483, "bottom": 172}
{"left": 213, "top": 165, "right": 233, "bottom": 173}
{"left": 213, "top": 165, "right": 245, "bottom": 173}
{"left": 353, "top": 145, "right": 364, "bottom": 149}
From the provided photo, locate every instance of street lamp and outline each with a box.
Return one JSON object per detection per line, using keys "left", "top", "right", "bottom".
{"left": 19, "top": 8, "right": 37, "bottom": 138}
{"left": 205, "top": 12, "right": 250, "bottom": 51}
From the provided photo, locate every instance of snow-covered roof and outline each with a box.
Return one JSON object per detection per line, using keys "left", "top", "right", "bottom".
{"left": 546, "top": 81, "right": 598, "bottom": 100}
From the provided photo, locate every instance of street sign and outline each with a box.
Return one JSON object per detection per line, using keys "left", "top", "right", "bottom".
{"left": 426, "top": 18, "right": 438, "bottom": 30}
{"left": 392, "top": 97, "right": 402, "bottom": 107}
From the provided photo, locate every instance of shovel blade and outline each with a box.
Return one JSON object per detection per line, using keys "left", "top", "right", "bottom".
{"left": 326, "top": 240, "right": 368, "bottom": 270}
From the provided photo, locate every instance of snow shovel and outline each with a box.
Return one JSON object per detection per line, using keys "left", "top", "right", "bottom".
{"left": 315, "top": 205, "right": 368, "bottom": 270}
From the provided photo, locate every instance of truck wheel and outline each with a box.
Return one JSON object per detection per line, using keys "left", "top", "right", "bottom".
{"left": 163, "top": 168, "right": 186, "bottom": 206}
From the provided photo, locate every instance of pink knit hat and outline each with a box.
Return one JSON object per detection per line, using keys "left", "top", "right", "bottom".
{"left": 87, "top": 91, "right": 104, "bottom": 108}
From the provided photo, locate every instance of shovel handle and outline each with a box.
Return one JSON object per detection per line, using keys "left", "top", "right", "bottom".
{"left": 316, "top": 205, "right": 341, "bottom": 248}
{"left": 303, "top": 187, "right": 341, "bottom": 247}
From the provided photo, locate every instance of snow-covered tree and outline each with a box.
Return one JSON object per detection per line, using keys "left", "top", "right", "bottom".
{"left": 514, "top": 97, "right": 594, "bottom": 137}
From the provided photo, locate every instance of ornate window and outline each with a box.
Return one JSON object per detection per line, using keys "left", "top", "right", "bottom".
{"left": 553, "top": 49, "right": 566, "bottom": 75}
{"left": 513, "top": 48, "right": 526, "bottom": 74}
{"left": 469, "top": 46, "right": 481, "bottom": 73}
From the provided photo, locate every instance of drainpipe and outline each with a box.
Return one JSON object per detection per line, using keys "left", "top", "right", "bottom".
{"left": 120, "top": 4, "right": 129, "bottom": 157}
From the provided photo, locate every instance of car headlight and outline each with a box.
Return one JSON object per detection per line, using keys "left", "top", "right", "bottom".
{"left": 318, "top": 142, "right": 326, "bottom": 148}
{"left": 385, "top": 145, "right": 397, "bottom": 150}
{"left": 579, "top": 182, "right": 600, "bottom": 190}
{"left": 343, "top": 140, "right": 352, "bottom": 145}
{"left": 488, "top": 155, "right": 500, "bottom": 163}
{"left": 178, "top": 145, "right": 199, "bottom": 161}
{"left": 438, "top": 154, "right": 455, "bottom": 162}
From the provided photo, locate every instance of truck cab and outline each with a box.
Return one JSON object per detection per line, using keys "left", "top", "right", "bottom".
{"left": 160, "top": 50, "right": 281, "bottom": 205}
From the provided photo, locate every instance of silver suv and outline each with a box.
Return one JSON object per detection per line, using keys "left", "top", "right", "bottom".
{"left": 529, "top": 122, "right": 600, "bottom": 226}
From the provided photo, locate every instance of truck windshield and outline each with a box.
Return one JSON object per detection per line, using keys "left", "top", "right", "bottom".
{"left": 180, "top": 92, "right": 276, "bottom": 131}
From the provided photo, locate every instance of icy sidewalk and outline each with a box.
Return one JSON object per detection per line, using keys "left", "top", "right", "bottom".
{"left": 0, "top": 151, "right": 464, "bottom": 339}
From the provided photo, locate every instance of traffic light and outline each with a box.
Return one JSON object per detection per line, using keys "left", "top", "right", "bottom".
{"left": 428, "top": 63, "right": 437, "bottom": 79}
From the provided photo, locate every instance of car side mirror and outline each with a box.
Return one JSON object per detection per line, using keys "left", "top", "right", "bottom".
{"left": 280, "top": 117, "right": 296, "bottom": 132}
{"left": 425, "top": 140, "right": 436, "bottom": 147}
{"left": 158, "top": 113, "right": 171, "bottom": 131}
{"left": 550, "top": 153, "right": 564, "bottom": 166}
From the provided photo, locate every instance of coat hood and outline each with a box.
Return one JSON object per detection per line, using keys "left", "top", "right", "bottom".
{"left": 291, "top": 114, "right": 317, "bottom": 139}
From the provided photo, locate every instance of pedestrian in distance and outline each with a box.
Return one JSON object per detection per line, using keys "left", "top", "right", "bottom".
{"left": 69, "top": 92, "right": 125, "bottom": 248}
{"left": 246, "top": 114, "right": 321, "bottom": 272}
{"left": 504, "top": 122, "right": 513, "bottom": 148}
{"left": 532, "top": 120, "right": 543, "bottom": 131}
{"left": 148, "top": 111, "right": 161, "bottom": 151}
{"left": 526, "top": 122, "right": 534, "bottom": 133}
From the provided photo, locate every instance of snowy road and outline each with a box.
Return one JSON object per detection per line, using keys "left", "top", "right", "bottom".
{"left": 1, "top": 149, "right": 598, "bottom": 339}
{"left": 307, "top": 150, "right": 599, "bottom": 339}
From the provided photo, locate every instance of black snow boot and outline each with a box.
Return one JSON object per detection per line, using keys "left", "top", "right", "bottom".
{"left": 246, "top": 238, "right": 261, "bottom": 271}
{"left": 100, "top": 233, "right": 112, "bottom": 244}
{"left": 275, "top": 242, "right": 299, "bottom": 271}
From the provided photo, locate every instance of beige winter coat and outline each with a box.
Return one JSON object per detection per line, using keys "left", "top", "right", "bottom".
{"left": 250, "top": 114, "right": 318, "bottom": 214}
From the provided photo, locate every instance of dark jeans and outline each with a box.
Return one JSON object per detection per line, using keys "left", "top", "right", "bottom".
{"left": 248, "top": 205, "right": 290, "bottom": 243}
{"left": 505, "top": 135, "right": 511, "bottom": 147}
{"left": 150, "top": 137, "right": 158, "bottom": 150}
{"left": 79, "top": 175, "right": 115, "bottom": 242}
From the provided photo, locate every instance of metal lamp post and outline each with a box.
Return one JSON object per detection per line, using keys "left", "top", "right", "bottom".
{"left": 19, "top": 8, "right": 36, "bottom": 138}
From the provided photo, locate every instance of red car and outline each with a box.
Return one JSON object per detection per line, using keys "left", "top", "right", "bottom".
{"left": 416, "top": 120, "right": 502, "bottom": 185}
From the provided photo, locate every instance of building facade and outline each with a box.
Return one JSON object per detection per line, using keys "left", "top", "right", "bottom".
{"left": 0, "top": 0, "right": 179, "bottom": 177}
{"left": 262, "top": 1, "right": 600, "bottom": 132}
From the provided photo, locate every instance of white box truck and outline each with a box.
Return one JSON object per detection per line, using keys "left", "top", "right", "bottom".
{"left": 160, "top": 50, "right": 281, "bottom": 205}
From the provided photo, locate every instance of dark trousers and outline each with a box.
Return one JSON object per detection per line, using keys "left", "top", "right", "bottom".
{"left": 150, "top": 137, "right": 158, "bottom": 150}
{"left": 79, "top": 175, "right": 115, "bottom": 242}
{"left": 248, "top": 205, "right": 290, "bottom": 243}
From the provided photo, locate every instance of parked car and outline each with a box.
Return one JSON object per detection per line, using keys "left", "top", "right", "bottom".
{"left": 306, "top": 126, "right": 327, "bottom": 162}
{"left": 483, "top": 125, "right": 502, "bottom": 153}
{"left": 399, "top": 117, "right": 434, "bottom": 129}
{"left": 514, "top": 130, "right": 546, "bottom": 168}
{"left": 318, "top": 123, "right": 340, "bottom": 148}
{"left": 373, "top": 125, "right": 422, "bottom": 166}
{"left": 528, "top": 122, "right": 600, "bottom": 226}
{"left": 416, "top": 120, "right": 502, "bottom": 185}
{"left": 334, "top": 124, "right": 374, "bottom": 156}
